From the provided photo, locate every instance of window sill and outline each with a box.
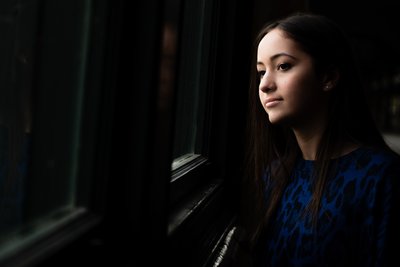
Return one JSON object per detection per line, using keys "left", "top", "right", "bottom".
{"left": 168, "top": 179, "right": 222, "bottom": 236}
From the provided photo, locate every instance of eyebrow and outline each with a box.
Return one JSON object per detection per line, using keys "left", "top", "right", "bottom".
{"left": 257, "top": 52, "right": 297, "bottom": 65}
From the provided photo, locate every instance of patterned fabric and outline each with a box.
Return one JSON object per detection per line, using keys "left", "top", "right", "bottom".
{"left": 255, "top": 147, "right": 400, "bottom": 267}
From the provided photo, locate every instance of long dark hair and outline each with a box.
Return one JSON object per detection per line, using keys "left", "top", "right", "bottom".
{"left": 242, "top": 12, "right": 389, "bottom": 248}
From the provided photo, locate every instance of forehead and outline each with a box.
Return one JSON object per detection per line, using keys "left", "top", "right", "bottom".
{"left": 257, "top": 29, "right": 307, "bottom": 61}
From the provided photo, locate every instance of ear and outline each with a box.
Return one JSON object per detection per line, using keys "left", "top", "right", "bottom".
{"left": 322, "top": 68, "right": 340, "bottom": 92}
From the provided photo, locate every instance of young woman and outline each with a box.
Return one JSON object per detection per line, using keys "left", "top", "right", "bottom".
{"left": 240, "top": 12, "right": 400, "bottom": 266}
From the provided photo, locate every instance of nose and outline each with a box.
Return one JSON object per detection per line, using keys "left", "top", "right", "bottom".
{"left": 259, "top": 71, "right": 276, "bottom": 93}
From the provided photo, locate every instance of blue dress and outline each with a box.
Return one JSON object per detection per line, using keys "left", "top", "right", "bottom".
{"left": 255, "top": 147, "right": 400, "bottom": 267}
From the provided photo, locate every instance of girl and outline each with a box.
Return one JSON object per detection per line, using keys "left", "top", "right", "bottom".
{"left": 242, "top": 12, "right": 400, "bottom": 266}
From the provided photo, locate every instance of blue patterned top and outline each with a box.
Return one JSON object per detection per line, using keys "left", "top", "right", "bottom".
{"left": 255, "top": 147, "right": 400, "bottom": 266}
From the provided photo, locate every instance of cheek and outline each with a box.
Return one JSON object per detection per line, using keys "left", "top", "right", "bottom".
{"left": 258, "top": 90, "right": 265, "bottom": 107}
{"left": 283, "top": 76, "right": 321, "bottom": 110}
{"left": 288, "top": 72, "right": 320, "bottom": 96}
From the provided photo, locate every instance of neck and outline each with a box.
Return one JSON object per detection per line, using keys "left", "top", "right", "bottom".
{"left": 291, "top": 107, "right": 328, "bottom": 160}
{"left": 292, "top": 123, "right": 360, "bottom": 161}
{"left": 293, "top": 125, "right": 324, "bottom": 161}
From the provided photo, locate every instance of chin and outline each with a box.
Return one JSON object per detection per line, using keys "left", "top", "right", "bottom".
{"left": 268, "top": 118, "right": 284, "bottom": 125}
{"left": 267, "top": 114, "right": 284, "bottom": 125}
{"left": 267, "top": 113, "right": 293, "bottom": 126}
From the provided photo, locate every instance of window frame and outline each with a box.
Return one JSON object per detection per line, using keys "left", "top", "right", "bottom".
{"left": 0, "top": 0, "right": 117, "bottom": 265}
{"left": 0, "top": 0, "right": 255, "bottom": 265}
{"left": 166, "top": 0, "right": 253, "bottom": 265}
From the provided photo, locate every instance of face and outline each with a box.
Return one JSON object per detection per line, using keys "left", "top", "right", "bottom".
{"left": 257, "top": 29, "right": 329, "bottom": 127}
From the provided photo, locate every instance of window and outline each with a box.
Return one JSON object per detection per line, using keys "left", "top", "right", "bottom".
{"left": 166, "top": 0, "right": 220, "bottom": 211}
{"left": 0, "top": 1, "right": 110, "bottom": 265}
{"left": 165, "top": 0, "right": 252, "bottom": 265}
{"left": 171, "top": 0, "right": 215, "bottom": 168}
{"left": 0, "top": 0, "right": 254, "bottom": 265}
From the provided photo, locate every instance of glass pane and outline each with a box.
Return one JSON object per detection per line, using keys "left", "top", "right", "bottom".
{"left": 172, "top": 0, "right": 212, "bottom": 165}
{"left": 0, "top": 0, "right": 91, "bottom": 259}
{"left": 0, "top": 0, "right": 37, "bottom": 237}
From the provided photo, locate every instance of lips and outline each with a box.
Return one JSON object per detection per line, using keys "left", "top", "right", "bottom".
{"left": 265, "top": 97, "right": 283, "bottom": 108}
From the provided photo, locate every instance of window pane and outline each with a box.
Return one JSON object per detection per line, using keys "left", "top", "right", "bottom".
{"left": 0, "top": 0, "right": 92, "bottom": 259}
{"left": 0, "top": 0, "right": 37, "bottom": 237}
{"left": 172, "top": 0, "right": 213, "bottom": 165}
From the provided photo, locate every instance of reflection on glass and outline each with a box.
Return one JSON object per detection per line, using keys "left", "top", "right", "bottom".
{"left": 0, "top": 0, "right": 33, "bottom": 236}
{"left": 0, "top": 0, "right": 92, "bottom": 260}
{"left": 171, "top": 0, "right": 211, "bottom": 168}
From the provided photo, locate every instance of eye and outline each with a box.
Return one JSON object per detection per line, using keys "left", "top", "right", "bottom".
{"left": 277, "top": 63, "right": 291, "bottom": 71}
{"left": 257, "top": 70, "right": 266, "bottom": 80}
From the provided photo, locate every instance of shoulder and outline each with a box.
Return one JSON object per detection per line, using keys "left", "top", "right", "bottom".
{"left": 348, "top": 147, "right": 400, "bottom": 197}
{"left": 331, "top": 146, "right": 400, "bottom": 195}
{"left": 344, "top": 146, "right": 400, "bottom": 173}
